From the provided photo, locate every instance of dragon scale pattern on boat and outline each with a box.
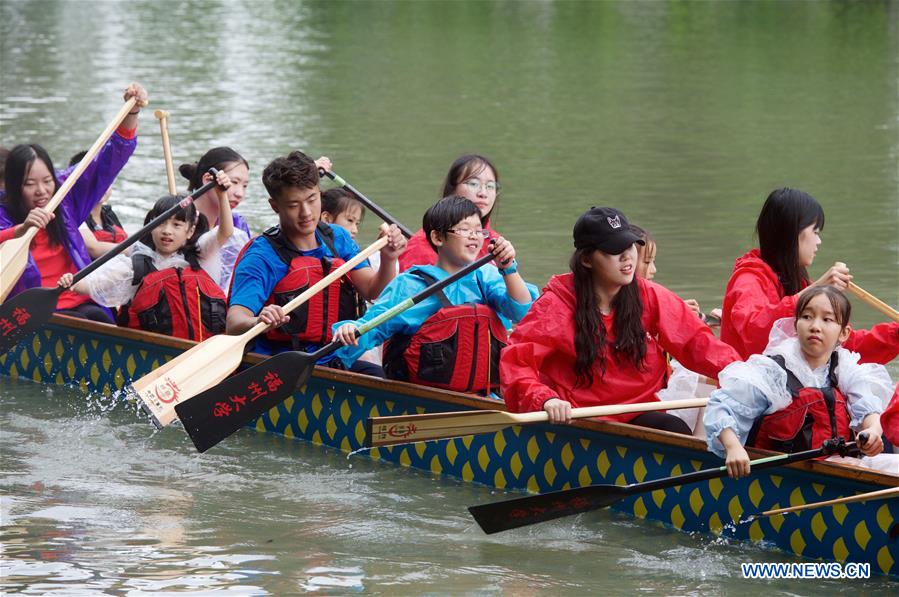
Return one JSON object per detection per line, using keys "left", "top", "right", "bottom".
{"left": 1, "top": 317, "right": 897, "bottom": 576}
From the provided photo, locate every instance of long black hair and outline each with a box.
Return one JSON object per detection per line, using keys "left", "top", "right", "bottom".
{"left": 4, "top": 144, "right": 68, "bottom": 247}
{"left": 795, "top": 285, "right": 851, "bottom": 330}
{"left": 141, "top": 194, "right": 205, "bottom": 266}
{"left": 570, "top": 248, "right": 647, "bottom": 387}
{"left": 756, "top": 188, "right": 825, "bottom": 296}
{"left": 440, "top": 154, "right": 500, "bottom": 222}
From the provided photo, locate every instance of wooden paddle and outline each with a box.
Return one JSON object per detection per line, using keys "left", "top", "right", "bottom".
{"left": 130, "top": 234, "right": 389, "bottom": 429}
{"left": 467, "top": 437, "right": 859, "bottom": 534}
{"left": 175, "top": 251, "right": 498, "bottom": 453}
{"left": 747, "top": 486, "right": 898, "bottom": 521}
{"left": 366, "top": 397, "right": 710, "bottom": 448}
{"left": 835, "top": 262, "right": 899, "bottom": 322}
{"left": 320, "top": 169, "right": 413, "bottom": 238}
{"left": 154, "top": 109, "right": 177, "bottom": 195}
{"left": 0, "top": 172, "right": 221, "bottom": 354}
{"left": 0, "top": 98, "right": 139, "bottom": 303}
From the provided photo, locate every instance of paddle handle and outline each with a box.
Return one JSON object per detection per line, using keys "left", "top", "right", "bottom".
{"left": 833, "top": 262, "right": 899, "bottom": 322}
{"left": 155, "top": 109, "right": 177, "bottom": 195}
{"left": 760, "top": 486, "right": 899, "bottom": 518}
{"left": 509, "top": 398, "right": 710, "bottom": 424}
{"left": 320, "top": 169, "right": 413, "bottom": 238}
{"left": 633, "top": 440, "right": 855, "bottom": 495}
{"left": 71, "top": 171, "right": 218, "bottom": 285}
{"left": 243, "top": 235, "right": 390, "bottom": 340}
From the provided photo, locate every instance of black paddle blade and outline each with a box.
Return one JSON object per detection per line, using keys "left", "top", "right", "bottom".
{"left": 468, "top": 483, "right": 628, "bottom": 534}
{"left": 174, "top": 350, "right": 315, "bottom": 453}
{"left": 0, "top": 286, "right": 61, "bottom": 354}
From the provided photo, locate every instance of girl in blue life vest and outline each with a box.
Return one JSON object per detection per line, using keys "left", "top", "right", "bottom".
{"left": 58, "top": 170, "right": 235, "bottom": 341}
{"left": 332, "top": 195, "right": 538, "bottom": 394}
{"left": 704, "top": 286, "right": 896, "bottom": 476}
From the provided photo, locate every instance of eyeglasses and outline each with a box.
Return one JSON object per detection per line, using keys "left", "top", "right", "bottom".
{"left": 447, "top": 228, "right": 490, "bottom": 239}
{"left": 461, "top": 179, "right": 501, "bottom": 193}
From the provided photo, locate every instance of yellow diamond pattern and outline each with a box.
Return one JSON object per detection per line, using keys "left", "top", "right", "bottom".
{"left": 325, "top": 415, "right": 337, "bottom": 440}
{"left": 876, "top": 504, "right": 892, "bottom": 533}
{"left": 854, "top": 521, "right": 871, "bottom": 550}
{"left": 510, "top": 452, "right": 522, "bottom": 478}
{"left": 415, "top": 441, "right": 426, "bottom": 459}
{"left": 340, "top": 400, "right": 351, "bottom": 425}
{"left": 670, "top": 505, "right": 685, "bottom": 529}
{"left": 708, "top": 478, "right": 723, "bottom": 500}
{"left": 578, "top": 465, "right": 590, "bottom": 487}
{"left": 544, "top": 459, "right": 557, "bottom": 485}
{"left": 560, "top": 444, "right": 574, "bottom": 470}
{"left": 877, "top": 547, "right": 895, "bottom": 575}
{"left": 597, "top": 450, "right": 611, "bottom": 476}
{"left": 811, "top": 513, "right": 826, "bottom": 541}
{"left": 494, "top": 468, "right": 506, "bottom": 488}
{"left": 477, "top": 445, "right": 489, "bottom": 473}
{"left": 633, "top": 497, "right": 647, "bottom": 519}
{"left": 832, "top": 537, "right": 849, "bottom": 561}
{"left": 311, "top": 394, "right": 322, "bottom": 418}
{"left": 789, "top": 487, "right": 805, "bottom": 507}
{"left": 652, "top": 489, "right": 665, "bottom": 509}
{"left": 633, "top": 457, "right": 646, "bottom": 482}
{"left": 748, "top": 480, "right": 763, "bottom": 508}
{"left": 833, "top": 503, "right": 849, "bottom": 525}
{"left": 526, "top": 436, "right": 539, "bottom": 464}
{"left": 790, "top": 529, "right": 806, "bottom": 555}
{"left": 446, "top": 440, "right": 458, "bottom": 466}
{"left": 749, "top": 520, "right": 764, "bottom": 542}
{"left": 728, "top": 495, "right": 743, "bottom": 522}
{"left": 689, "top": 488, "right": 703, "bottom": 516}
{"left": 493, "top": 432, "right": 506, "bottom": 457}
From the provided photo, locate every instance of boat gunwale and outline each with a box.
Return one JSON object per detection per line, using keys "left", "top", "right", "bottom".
{"left": 28, "top": 313, "right": 899, "bottom": 488}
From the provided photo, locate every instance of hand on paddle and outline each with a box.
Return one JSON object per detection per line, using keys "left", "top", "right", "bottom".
{"left": 256, "top": 304, "right": 290, "bottom": 329}
{"left": 334, "top": 323, "right": 359, "bottom": 347}
{"left": 808, "top": 263, "right": 852, "bottom": 292}
{"left": 684, "top": 299, "right": 703, "bottom": 318}
{"left": 121, "top": 82, "right": 148, "bottom": 130}
{"left": 18, "top": 207, "right": 55, "bottom": 236}
{"left": 490, "top": 236, "right": 515, "bottom": 269}
{"left": 543, "top": 398, "right": 573, "bottom": 424}
{"left": 378, "top": 223, "right": 407, "bottom": 261}
{"left": 857, "top": 415, "right": 884, "bottom": 456}
{"left": 314, "top": 156, "right": 333, "bottom": 174}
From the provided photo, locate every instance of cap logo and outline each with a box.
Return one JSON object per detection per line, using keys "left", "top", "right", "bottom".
{"left": 607, "top": 215, "right": 621, "bottom": 229}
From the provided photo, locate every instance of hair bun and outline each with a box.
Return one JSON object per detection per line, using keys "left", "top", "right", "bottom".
{"left": 178, "top": 162, "right": 198, "bottom": 181}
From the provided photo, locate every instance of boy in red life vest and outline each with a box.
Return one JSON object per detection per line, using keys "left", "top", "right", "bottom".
{"left": 705, "top": 286, "right": 897, "bottom": 477}
{"left": 226, "top": 150, "right": 407, "bottom": 377}
{"left": 332, "top": 195, "right": 538, "bottom": 393}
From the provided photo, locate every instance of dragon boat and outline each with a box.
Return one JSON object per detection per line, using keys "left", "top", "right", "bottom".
{"left": 2, "top": 315, "right": 897, "bottom": 576}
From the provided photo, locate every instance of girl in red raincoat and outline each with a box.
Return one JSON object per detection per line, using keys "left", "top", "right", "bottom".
{"left": 500, "top": 207, "right": 741, "bottom": 434}
{"left": 721, "top": 188, "right": 897, "bottom": 364}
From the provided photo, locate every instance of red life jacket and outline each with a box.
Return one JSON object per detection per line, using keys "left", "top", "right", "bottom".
{"left": 86, "top": 205, "right": 127, "bottom": 243}
{"left": 383, "top": 270, "right": 508, "bottom": 394}
{"left": 117, "top": 253, "right": 227, "bottom": 341}
{"left": 748, "top": 353, "right": 853, "bottom": 453}
{"left": 231, "top": 223, "right": 365, "bottom": 348}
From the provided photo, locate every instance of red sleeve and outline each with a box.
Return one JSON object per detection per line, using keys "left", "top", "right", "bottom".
{"left": 881, "top": 384, "right": 899, "bottom": 445}
{"left": 648, "top": 282, "right": 741, "bottom": 379}
{"left": 398, "top": 230, "right": 437, "bottom": 272}
{"left": 500, "top": 292, "right": 570, "bottom": 413}
{"left": 725, "top": 270, "right": 798, "bottom": 356}
{"left": 0, "top": 226, "right": 19, "bottom": 243}
{"left": 843, "top": 322, "right": 899, "bottom": 365}
{"left": 115, "top": 125, "right": 137, "bottom": 140}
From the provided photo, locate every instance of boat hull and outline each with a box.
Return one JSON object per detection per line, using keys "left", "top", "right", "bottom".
{"left": 2, "top": 316, "right": 897, "bottom": 576}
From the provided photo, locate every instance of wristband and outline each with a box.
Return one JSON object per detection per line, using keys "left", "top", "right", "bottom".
{"left": 128, "top": 110, "right": 140, "bottom": 115}
{"left": 498, "top": 259, "right": 518, "bottom": 276}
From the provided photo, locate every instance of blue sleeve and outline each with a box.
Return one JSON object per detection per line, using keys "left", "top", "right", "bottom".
{"left": 63, "top": 131, "right": 137, "bottom": 223}
{"left": 227, "top": 239, "right": 286, "bottom": 315}
{"left": 331, "top": 273, "right": 438, "bottom": 367}
{"left": 233, "top": 211, "right": 252, "bottom": 236}
{"left": 479, "top": 267, "right": 537, "bottom": 323}
{"left": 703, "top": 382, "right": 771, "bottom": 458}
{"left": 328, "top": 224, "right": 370, "bottom": 270}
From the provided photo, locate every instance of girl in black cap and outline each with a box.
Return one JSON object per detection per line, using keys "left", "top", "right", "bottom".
{"left": 500, "top": 207, "right": 741, "bottom": 434}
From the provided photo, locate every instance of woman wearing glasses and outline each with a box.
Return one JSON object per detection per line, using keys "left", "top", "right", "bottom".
{"left": 399, "top": 154, "right": 504, "bottom": 271}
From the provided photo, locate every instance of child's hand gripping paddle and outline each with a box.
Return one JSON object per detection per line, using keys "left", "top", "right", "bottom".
{"left": 175, "top": 250, "right": 498, "bottom": 452}
{"left": 130, "top": 235, "right": 389, "bottom": 429}
{"left": 0, "top": 98, "right": 140, "bottom": 303}
{"left": 0, "top": 171, "right": 221, "bottom": 354}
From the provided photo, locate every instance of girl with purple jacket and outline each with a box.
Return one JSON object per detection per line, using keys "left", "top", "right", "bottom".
{"left": 0, "top": 83, "right": 146, "bottom": 322}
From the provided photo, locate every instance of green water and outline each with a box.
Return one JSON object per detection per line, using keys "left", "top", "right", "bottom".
{"left": 2, "top": 0, "right": 897, "bottom": 593}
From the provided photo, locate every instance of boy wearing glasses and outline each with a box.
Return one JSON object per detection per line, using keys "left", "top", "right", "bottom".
{"left": 333, "top": 195, "right": 537, "bottom": 394}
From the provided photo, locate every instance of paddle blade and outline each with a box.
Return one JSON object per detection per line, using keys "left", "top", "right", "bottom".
{"left": 174, "top": 350, "right": 315, "bottom": 452}
{"left": 0, "top": 286, "right": 61, "bottom": 353}
{"left": 130, "top": 333, "right": 250, "bottom": 429}
{"left": 365, "top": 410, "right": 516, "bottom": 448}
{"left": 468, "top": 484, "right": 628, "bottom": 534}
{"left": 0, "top": 236, "right": 32, "bottom": 303}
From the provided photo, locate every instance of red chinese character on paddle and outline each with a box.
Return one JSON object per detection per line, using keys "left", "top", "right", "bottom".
{"left": 263, "top": 371, "right": 283, "bottom": 392}
{"left": 551, "top": 500, "right": 568, "bottom": 512}
{"left": 212, "top": 401, "right": 233, "bottom": 418}
{"left": 508, "top": 509, "right": 529, "bottom": 519}
{"left": 569, "top": 497, "right": 589, "bottom": 509}
{"left": 0, "top": 318, "right": 15, "bottom": 336}
{"left": 229, "top": 394, "right": 247, "bottom": 412}
{"left": 11, "top": 308, "right": 30, "bottom": 326}
{"left": 247, "top": 382, "right": 267, "bottom": 402}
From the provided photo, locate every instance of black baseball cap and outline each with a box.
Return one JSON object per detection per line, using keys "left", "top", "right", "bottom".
{"left": 573, "top": 207, "right": 645, "bottom": 254}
